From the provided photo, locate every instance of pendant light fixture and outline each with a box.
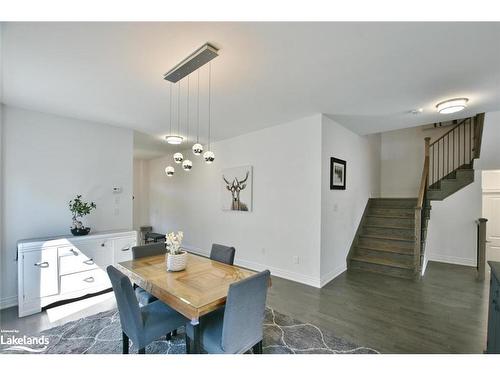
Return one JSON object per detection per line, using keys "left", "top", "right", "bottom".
{"left": 203, "top": 62, "right": 215, "bottom": 164}
{"left": 183, "top": 74, "right": 193, "bottom": 171}
{"left": 165, "top": 82, "right": 183, "bottom": 145}
{"left": 192, "top": 69, "right": 204, "bottom": 156}
{"left": 165, "top": 166, "right": 175, "bottom": 176}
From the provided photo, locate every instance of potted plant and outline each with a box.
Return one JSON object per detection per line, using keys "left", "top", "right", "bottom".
{"left": 69, "top": 194, "right": 96, "bottom": 236}
{"left": 165, "top": 231, "right": 187, "bottom": 271}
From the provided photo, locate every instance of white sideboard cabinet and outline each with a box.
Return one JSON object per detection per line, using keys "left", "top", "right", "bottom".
{"left": 17, "top": 230, "right": 137, "bottom": 317}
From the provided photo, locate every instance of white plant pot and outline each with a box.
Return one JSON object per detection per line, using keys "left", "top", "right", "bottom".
{"left": 166, "top": 251, "right": 187, "bottom": 272}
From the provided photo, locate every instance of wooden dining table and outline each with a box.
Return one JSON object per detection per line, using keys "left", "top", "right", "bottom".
{"left": 116, "top": 252, "right": 262, "bottom": 353}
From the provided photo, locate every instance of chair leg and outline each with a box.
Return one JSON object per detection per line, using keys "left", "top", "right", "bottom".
{"left": 122, "top": 332, "right": 129, "bottom": 354}
{"left": 185, "top": 334, "right": 191, "bottom": 354}
{"left": 138, "top": 347, "right": 146, "bottom": 354}
{"left": 166, "top": 332, "right": 172, "bottom": 341}
{"left": 252, "top": 340, "right": 263, "bottom": 354}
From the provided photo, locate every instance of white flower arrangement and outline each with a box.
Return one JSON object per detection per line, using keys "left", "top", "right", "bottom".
{"left": 165, "top": 231, "right": 184, "bottom": 255}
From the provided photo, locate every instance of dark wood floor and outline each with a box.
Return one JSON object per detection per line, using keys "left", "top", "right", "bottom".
{"left": 0, "top": 261, "right": 490, "bottom": 353}
{"left": 268, "top": 261, "right": 490, "bottom": 353}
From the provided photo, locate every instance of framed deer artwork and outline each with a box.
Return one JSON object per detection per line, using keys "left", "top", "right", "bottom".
{"left": 221, "top": 165, "right": 253, "bottom": 212}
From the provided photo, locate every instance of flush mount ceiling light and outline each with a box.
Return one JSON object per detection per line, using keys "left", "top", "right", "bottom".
{"left": 436, "top": 98, "right": 469, "bottom": 114}
{"left": 165, "top": 135, "right": 183, "bottom": 145}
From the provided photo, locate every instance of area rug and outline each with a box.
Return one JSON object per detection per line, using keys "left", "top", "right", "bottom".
{"left": 0, "top": 307, "right": 379, "bottom": 354}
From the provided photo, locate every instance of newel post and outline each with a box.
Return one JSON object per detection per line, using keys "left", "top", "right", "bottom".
{"left": 477, "top": 218, "right": 488, "bottom": 281}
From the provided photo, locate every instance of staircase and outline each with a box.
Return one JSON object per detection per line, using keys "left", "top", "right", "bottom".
{"left": 347, "top": 113, "right": 485, "bottom": 279}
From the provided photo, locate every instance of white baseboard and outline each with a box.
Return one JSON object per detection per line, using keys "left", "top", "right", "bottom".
{"left": 0, "top": 295, "right": 18, "bottom": 310}
{"left": 184, "top": 245, "right": 324, "bottom": 288}
{"left": 427, "top": 253, "right": 476, "bottom": 267}
{"left": 320, "top": 265, "right": 346, "bottom": 287}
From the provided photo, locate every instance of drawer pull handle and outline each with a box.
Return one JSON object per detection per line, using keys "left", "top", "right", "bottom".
{"left": 70, "top": 249, "right": 79, "bottom": 256}
{"left": 83, "top": 276, "right": 95, "bottom": 283}
{"left": 122, "top": 247, "right": 130, "bottom": 252}
{"left": 83, "top": 259, "right": 95, "bottom": 265}
{"left": 34, "top": 261, "right": 49, "bottom": 268}
{"left": 101, "top": 243, "right": 105, "bottom": 247}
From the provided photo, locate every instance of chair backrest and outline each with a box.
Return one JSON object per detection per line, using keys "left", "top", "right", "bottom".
{"left": 210, "top": 243, "right": 236, "bottom": 265}
{"left": 221, "top": 270, "right": 270, "bottom": 353}
{"left": 132, "top": 242, "right": 166, "bottom": 259}
{"left": 106, "top": 266, "right": 143, "bottom": 341}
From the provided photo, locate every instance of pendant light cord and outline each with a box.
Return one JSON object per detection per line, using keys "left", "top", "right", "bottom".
{"left": 177, "top": 80, "right": 181, "bottom": 135}
{"left": 208, "top": 62, "right": 211, "bottom": 151}
{"left": 197, "top": 69, "right": 200, "bottom": 143}
{"left": 169, "top": 83, "right": 172, "bottom": 135}
{"left": 187, "top": 74, "right": 190, "bottom": 144}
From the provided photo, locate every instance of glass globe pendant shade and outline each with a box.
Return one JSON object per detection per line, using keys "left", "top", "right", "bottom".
{"left": 182, "top": 159, "right": 193, "bottom": 171}
{"left": 203, "top": 150, "right": 215, "bottom": 164}
{"left": 173, "top": 152, "right": 184, "bottom": 164}
{"left": 192, "top": 143, "right": 204, "bottom": 155}
{"left": 165, "top": 166, "right": 175, "bottom": 177}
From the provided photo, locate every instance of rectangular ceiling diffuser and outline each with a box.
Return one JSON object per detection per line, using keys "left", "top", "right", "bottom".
{"left": 163, "top": 43, "right": 219, "bottom": 83}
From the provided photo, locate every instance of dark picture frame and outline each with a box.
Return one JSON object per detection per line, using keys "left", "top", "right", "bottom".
{"left": 330, "top": 157, "right": 346, "bottom": 190}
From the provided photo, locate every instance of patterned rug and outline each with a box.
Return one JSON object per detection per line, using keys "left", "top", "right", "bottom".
{"left": 0, "top": 307, "right": 379, "bottom": 354}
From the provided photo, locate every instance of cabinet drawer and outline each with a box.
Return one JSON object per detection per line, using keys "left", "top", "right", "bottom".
{"left": 59, "top": 247, "right": 98, "bottom": 275}
{"left": 113, "top": 237, "right": 136, "bottom": 265}
{"left": 60, "top": 268, "right": 110, "bottom": 295}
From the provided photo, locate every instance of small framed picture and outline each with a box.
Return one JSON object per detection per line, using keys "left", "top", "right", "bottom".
{"left": 330, "top": 157, "right": 346, "bottom": 190}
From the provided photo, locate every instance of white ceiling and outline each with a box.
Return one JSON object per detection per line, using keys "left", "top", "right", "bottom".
{"left": 3, "top": 22, "right": 500, "bottom": 158}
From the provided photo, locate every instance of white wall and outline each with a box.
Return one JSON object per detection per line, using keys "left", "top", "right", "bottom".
{"left": 425, "top": 171, "right": 482, "bottom": 267}
{"left": 476, "top": 111, "right": 500, "bottom": 171}
{"left": 380, "top": 125, "right": 449, "bottom": 197}
{"left": 148, "top": 115, "right": 323, "bottom": 286}
{"left": 133, "top": 159, "right": 150, "bottom": 230}
{"left": 1, "top": 106, "right": 134, "bottom": 307}
{"left": 320, "top": 116, "right": 381, "bottom": 285}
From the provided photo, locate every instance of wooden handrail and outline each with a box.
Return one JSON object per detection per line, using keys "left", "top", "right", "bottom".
{"left": 414, "top": 137, "right": 431, "bottom": 278}
{"left": 416, "top": 137, "right": 431, "bottom": 209}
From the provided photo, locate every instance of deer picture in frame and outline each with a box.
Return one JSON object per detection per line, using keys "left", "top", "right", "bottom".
{"left": 221, "top": 166, "right": 253, "bottom": 212}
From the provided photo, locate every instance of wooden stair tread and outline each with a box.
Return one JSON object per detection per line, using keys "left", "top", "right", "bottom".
{"left": 359, "top": 234, "right": 415, "bottom": 242}
{"left": 364, "top": 224, "right": 414, "bottom": 230}
{"left": 350, "top": 255, "right": 414, "bottom": 269}
{"left": 356, "top": 245, "right": 413, "bottom": 255}
{"left": 366, "top": 214, "right": 414, "bottom": 219}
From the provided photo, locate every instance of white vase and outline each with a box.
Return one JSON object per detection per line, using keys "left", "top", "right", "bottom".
{"left": 166, "top": 251, "right": 187, "bottom": 272}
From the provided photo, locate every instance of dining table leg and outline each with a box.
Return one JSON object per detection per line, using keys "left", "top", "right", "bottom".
{"left": 190, "top": 319, "right": 201, "bottom": 354}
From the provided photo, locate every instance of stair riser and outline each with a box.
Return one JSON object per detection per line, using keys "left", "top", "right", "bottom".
{"left": 363, "top": 226, "right": 415, "bottom": 240}
{"left": 349, "top": 260, "right": 415, "bottom": 279}
{"left": 355, "top": 248, "right": 414, "bottom": 263}
{"left": 365, "top": 216, "right": 414, "bottom": 228}
{"left": 369, "top": 199, "right": 417, "bottom": 208}
{"left": 369, "top": 208, "right": 414, "bottom": 217}
{"left": 358, "top": 236, "right": 414, "bottom": 251}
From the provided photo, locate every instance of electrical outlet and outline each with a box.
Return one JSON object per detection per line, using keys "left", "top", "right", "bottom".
{"left": 293, "top": 256, "right": 299, "bottom": 264}
{"left": 114, "top": 208, "right": 120, "bottom": 216}
{"left": 333, "top": 203, "right": 338, "bottom": 212}
{"left": 261, "top": 248, "right": 266, "bottom": 255}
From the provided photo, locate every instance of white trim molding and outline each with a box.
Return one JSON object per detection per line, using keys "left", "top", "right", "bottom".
{"left": 0, "top": 295, "right": 18, "bottom": 310}
{"left": 183, "top": 245, "right": 324, "bottom": 288}
{"left": 320, "top": 265, "right": 347, "bottom": 288}
{"left": 427, "top": 253, "right": 476, "bottom": 267}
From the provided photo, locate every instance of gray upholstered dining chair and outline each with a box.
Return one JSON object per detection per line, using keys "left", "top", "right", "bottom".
{"left": 131, "top": 243, "right": 166, "bottom": 307}
{"left": 185, "top": 269, "right": 270, "bottom": 354}
{"left": 210, "top": 243, "right": 236, "bottom": 265}
{"left": 106, "top": 265, "right": 189, "bottom": 354}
